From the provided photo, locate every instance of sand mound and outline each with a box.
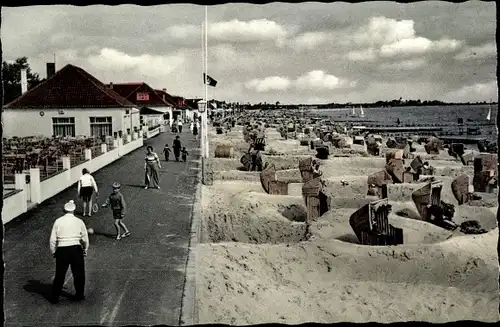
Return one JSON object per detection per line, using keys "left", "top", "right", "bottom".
{"left": 202, "top": 189, "right": 308, "bottom": 244}
{"left": 197, "top": 229, "right": 499, "bottom": 324}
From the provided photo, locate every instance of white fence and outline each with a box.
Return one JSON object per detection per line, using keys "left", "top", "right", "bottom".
{"left": 2, "top": 135, "right": 144, "bottom": 224}
{"left": 144, "top": 126, "right": 164, "bottom": 139}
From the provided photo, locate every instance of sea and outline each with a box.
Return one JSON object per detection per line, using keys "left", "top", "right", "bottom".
{"left": 311, "top": 104, "right": 498, "bottom": 142}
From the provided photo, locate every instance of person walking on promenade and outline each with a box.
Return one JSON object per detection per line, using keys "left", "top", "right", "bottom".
{"left": 173, "top": 136, "right": 182, "bottom": 162}
{"left": 181, "top": 147, "right": 189, "bottom": 162}
{"left": 193, "top": 121, "right": 199, "bottom": 139}
{"left": 144, "top": 145, "right": 162, "bottom": 189}
{"left": 49, "top": 200, "right": 89, "bottom": 304}
{"left": 77, "top": 168, "right": 99, "bottom": 217}
{"left": 189, "top": 121, "right": 194, "bottom": 134}
{"left": 177, "top": 120, "right": 183, "bottom": 133}
{"left": 162, "top": 144, "right": 171, "bottom": 161}
{"left": 102, "top": 182, "right": 130, "bottom": 240}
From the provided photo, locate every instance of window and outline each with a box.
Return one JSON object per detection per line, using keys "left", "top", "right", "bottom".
{"left": 53, "top": 117, "right": 75, "bottom": 137}
{"left": 136, "top": 92, "right": 150, "bottom": 101}
{"left": 90, "top": 116, "right": 113, "bottom": 137}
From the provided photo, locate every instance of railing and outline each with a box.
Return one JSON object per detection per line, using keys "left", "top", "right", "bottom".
{"left": 39, "top": 159, "right": 65, "bottom": 181}
{"left": 90, "top": 145, "right": 104, "bottom": 158}
{"left": 3, "top": 135, "right": 145, "bottom": 225}
{"left": 69, "top": 148, "right": 87, "bottom": 167}
{"left": 2, "top": 169, "right": 16, "bottom": 188}
{"left": 122, "top": 133, "right": 130, "bottom": 145}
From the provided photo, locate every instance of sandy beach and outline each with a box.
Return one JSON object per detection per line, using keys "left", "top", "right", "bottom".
{"left": 195, "top": 123, "right": 499, "bottom": 324}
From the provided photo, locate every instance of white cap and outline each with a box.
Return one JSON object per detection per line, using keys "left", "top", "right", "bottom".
{"left": 64, "top": 200, "right": 76, "bottom": 212}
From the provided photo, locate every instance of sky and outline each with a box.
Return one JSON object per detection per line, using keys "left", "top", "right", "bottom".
{"left": 2, "top": 2, "right": 498, "bottom": 105}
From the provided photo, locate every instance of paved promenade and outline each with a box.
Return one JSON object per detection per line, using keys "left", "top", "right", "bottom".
{"left": 3, "top": 129, "right": 200, "bottom": 326}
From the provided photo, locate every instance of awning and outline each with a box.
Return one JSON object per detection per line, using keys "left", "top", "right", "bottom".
{"left": 140, "top": 107, "right": 168, "bottom": 115}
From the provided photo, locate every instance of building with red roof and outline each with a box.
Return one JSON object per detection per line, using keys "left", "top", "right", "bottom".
{"left": 106, "top": 82, "right": 199, "bottom": 126}
{"left": 2, "top": 64, "right": 141, "bottom": 138}
{"left": 105, "top": 82, "right": 177, "bottom": 127}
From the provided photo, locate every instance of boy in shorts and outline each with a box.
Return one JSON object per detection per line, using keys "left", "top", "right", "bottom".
{"left": 102, "top": 182, "right": 130, "bottom": 240}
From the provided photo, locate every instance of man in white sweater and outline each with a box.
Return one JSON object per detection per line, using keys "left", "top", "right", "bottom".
{"left": 49, "top": 200, "right": 89, "bottom": 304}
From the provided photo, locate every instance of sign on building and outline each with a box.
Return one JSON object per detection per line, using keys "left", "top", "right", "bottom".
{"left": 137, "top": 92, "right": 150, "bottom": 101}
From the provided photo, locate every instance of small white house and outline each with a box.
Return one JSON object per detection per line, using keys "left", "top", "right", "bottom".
{"left": 2, "top": 64, "right": 140, "bottom": 138}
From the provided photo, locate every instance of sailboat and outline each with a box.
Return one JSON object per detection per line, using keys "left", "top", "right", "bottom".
{"left": 349, "top": 105, "right": 365, "bottom": 118}
{"left": 486, "top": 103, "right": 491, "bottom": 121}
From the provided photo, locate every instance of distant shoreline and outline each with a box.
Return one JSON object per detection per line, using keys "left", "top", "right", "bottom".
{"left": 238, "top": 102, "right": 497, "bottom": 110}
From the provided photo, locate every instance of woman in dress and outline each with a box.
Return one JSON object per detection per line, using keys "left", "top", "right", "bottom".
{"left": 144, "top": 146, "right": 162, "bottom": 189}
{"left": 78, "top": 168, "right": 99, "bottom": 216}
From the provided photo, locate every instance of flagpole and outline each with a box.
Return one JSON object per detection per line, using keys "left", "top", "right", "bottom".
{"left": 201, "top": 22, "right": 206, "bottom": 160}
{"left": 204, "top": 5, "right": 209, "bottom": 158}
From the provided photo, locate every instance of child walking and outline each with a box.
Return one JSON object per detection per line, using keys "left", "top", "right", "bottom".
{"left": 181, "top": 147, "right": 189, "bottom": 162}
{"left": 162, "top": 144, "right": 171, "bottom": 161}
{"left": 102, "top": 182, "right": 130, "bottom": 240}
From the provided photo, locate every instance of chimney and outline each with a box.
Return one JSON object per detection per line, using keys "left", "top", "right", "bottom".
{"left": 20, "top": 69, "right": 28, "bottom": 94}
{"left": 162, "top": 88, "right": 166, "bottom": 101}
{"left": 109, "top": 82, "right": 113, "bottom": 89}
{"left": 46, "top": 62, "right": 56, "bottom": 78}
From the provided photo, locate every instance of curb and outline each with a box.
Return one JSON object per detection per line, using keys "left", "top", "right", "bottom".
{"left": 179, "top": 156, "right": 203, "bottom": 326}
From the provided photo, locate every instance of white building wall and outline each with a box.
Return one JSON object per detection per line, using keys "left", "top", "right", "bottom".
{"left": 123, "top": 108, "right": 141, "bottom": 133}
{"left": 185, "top": 109, "right": 195, "bottom": 121}
{"left": 2, "top": 108, "right": 139, "bottom": 138}
{"left": 142, "top": 114, "right": 163, "bottom": 127}
{"left": 154, "top": 106, "right": 173, "bottom": 125}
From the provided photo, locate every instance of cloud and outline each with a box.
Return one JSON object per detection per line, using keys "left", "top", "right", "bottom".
{"left": 165, "top": 24, "right": 200, "bottom": 41}
{"left": 353, "top": 16, "right": 416, "bottom": 47}
{"left": 346, "top": 48, "right": 378, "bottom": 62}
{"left": 352, "top": 16, "right": 462, "bottom": 59}
{"left": 210, "top": 19, "right": 289, "bottom": 44}
{"left": 245, "top": 70, "right": 355, "bottom": 93}
{"left": 454, "top": 42, "right": 497, "bottom": 61}
{"left": 380, "top": 37, "right": 462, "bottom": 57}
{"left": 245, "top": 76, "right": 292, "bottom": 92}
{"left": 295, "top": 70, "right": 350, "bottom": 90}
{"left": 164, "top": 19, "right": 289, "bottom": 45}
{"left": 379, "top": 58, "right": 427, "bottom": 70}
{"left": 441, "top": 80, "right": 498, "bottom": 103}
{"left": 287, "top": 31, "right": 330, "bottom": 50}
{"left": 86, "top": 48, "right": 185, "bottom": 76}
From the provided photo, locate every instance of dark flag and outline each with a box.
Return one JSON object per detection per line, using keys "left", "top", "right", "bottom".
{"left": 204, "top": 73, "right": 217, "bottom": 87}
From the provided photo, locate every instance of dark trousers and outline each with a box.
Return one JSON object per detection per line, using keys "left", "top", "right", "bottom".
{"left": 178, "top": 125, "right": 183, "bottom": 133}
{"left": 164, "top": 154, "right": 169, "bottom": 161}
{"left": 52, "top": 245, "right": 85, "bottom": 299}
{"left": 174, "top": 148, "right": 180, "bottom": 161}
